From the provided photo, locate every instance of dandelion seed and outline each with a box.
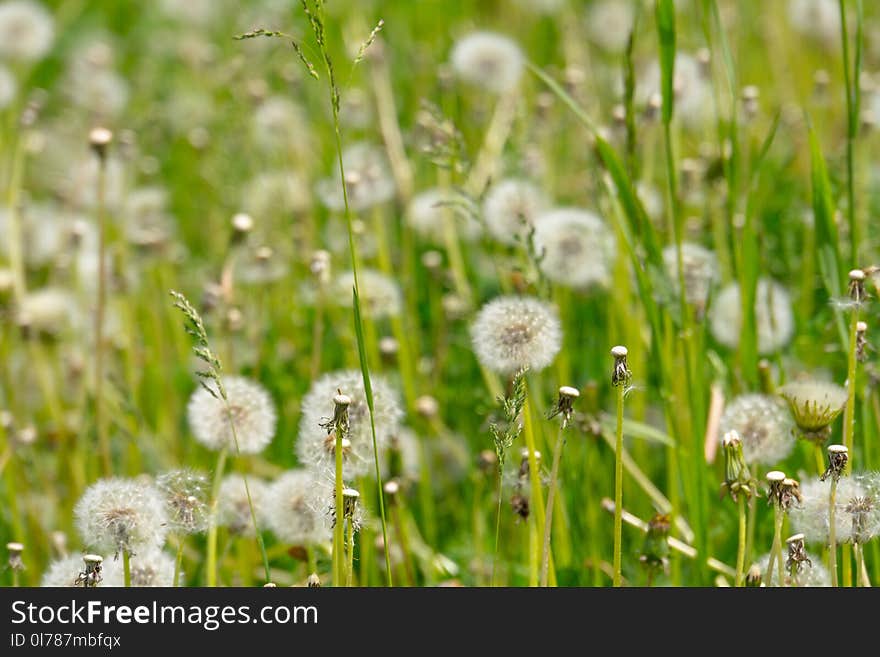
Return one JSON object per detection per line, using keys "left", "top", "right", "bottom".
{"left": 779, "top": 380, "right": 847, "bottom": 443}
{"left": 296, "top": 370, "right": 403, "bottom": 479}
{"left": 0, "top": 0, "right": 54, "bottom": 61}
{"left": 102, "top": 547, "right": 179, "bottom": 586}
{"left": 331, "top": 269, "right": 402, "bottom": 318}
{"left": 482, "top": 179, "right": 548, "bottom": 246}
{"left": 315, "top": 142, "right": 395, "bottom": 212}
{"left": 532, "top": 208, "right": 616, "bottom": 289}
{"left": 449, "top": 31, "right": 524, "bottom": 94}
{"left": 264, "top": 470, "right": 330, "bottom": 546}
{"left": 709, "top": 278, "right": 795, "bottom": 354}
{"left": 217, "top": 474, "right": 269, "bottom": 537}
{"left": 74, "top": 478, "right": 168, "bottom": 555}
{"left": 156, "top": 469, "right": 210, "bottom": 535}
{"left": 662, "top": 242, "right": 720, "bottom": 314}
{"left": 790, "top": 474, "right": 880, "bottom": 545}
{"left": 470, "top": 296, "right": 562, "bottom": 375}
{"left": 718, "top": 394, "right": 796, "bottom": 466}
{"left": 187, "top": 376, "right": 277, "bottom": 454}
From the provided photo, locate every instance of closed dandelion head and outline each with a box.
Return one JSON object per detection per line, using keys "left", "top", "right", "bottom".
{"left": 264, "top": 470, "right": 330, "bottom": 546}
{"left": 450, "top": 31, "right": 524, "bottom": 94}
{"left": 755, "top": 550, "right": 830, "bottom": 587}
{"left": 43, "top": 554, "right": 104, "bottom": 587}
{"left": 779, "top": 380, "right": 847, "bottom": 443}
{"left": 470, "top": 295, "right": 562, "bottom": 375}
{"left": 0, "top": 0, "right": 54, "bottom": 61}
{"left": 102, "top": 547, "right": 179, "bottom": 586}
{"left": 187, "top": 376, "right": 277, "bottom": 454}
{"left": 790, "top": 474, "right": 880, "bottom": 545}
{"left": 316, "top": 142, "right": 395, "bottom": 212}
{"left": 74, "top": 478, "right": 168, "bottom": 555}
{"left": 709, "top": 278, "right": 794, "bottom": 354}
{"left": 407, "top": 188, "right": 481, "bottom": 243}
{"left": 662, "top": 242, "right": 720, "bottom": 314}
{"left": 482, "top": 179, "right": 548, "bottom": 246}
{"left": 718, "top": 394, "right": 796, "bottom": 466}
{"left": 532, "top": 208, "right": 616, "bottom": 289}
{"left": 217, "top": 474, "right": 269, "bottom": 536}
{"left": 331, "top": 268, "right": 402, "bottom": 318}
{"left": 156, "top": 469, "right": 210, "bottom": 535}
{"left": 720, "top": 431, "right": 757, "bottom": 500}
{"left": 296, "top": 370, "right": 403, "bottom": 479}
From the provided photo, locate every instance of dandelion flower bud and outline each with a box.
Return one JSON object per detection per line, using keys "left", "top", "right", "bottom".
{"left": 156, "top": 469, "right": 210, "bottom": 535}
{"left": 450, "top": 31, "right": 524, "bottom": 94}
{"left": 720, "top": 431, "right": 756, "bottom": 501}
{"left": 74, "top": 478, "right": 168, "bottom": 555}
{"left": 532, "top": 208, "right": 616, "bottom": 289}
{"left": 709, "top": 278, "right": 794, "bottom": 354}
{"left": 102, "top": 547, "right": 179, "bottom": 586}
{"left": 718, "top": 394, "right": 796, "bottom": 465}
{"left": 482, "top": 179, "right": 548, "bottom": 246}
{"left": 0, "top": 0, "right": 54, "bottom": 61}
{"left": 264, "top": 470, "right": 329, "bottom": 546}
{"left": 779, "top": 380, "right": 847, "bottom": 444}
{"left": 470, "top": 296, "right": 562, "bottom": 375}
{"left": 296, "top": 370, "right": 403, "bottom": 479}
{"left": 217, "top": 474, "right": 268, "bottom": 536}
{"left": 332, "top": 268, "right": 402, "bottom": 318}
{"left": 187, "top": 376, "right": 277, "bottom": 454}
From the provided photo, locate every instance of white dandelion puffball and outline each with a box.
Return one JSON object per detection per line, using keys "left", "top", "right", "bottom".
{"left": 41, "top": 555, "right": 104, "bottom": 587}
{"left": 217, "top": 474, "right": 269, "bottom": 536}
{"left": 296, "top": 369, "right": 403, "bottom": 479}
{"left": 16, "top": 287, "right": 81, "bottom": 335}
{"left": 74, "top": 478, "right": 168, "bottom": 555}
{"left": 244, "top": 170, "right": 310, "bottom": 218}
{"left": 709, "top": 278, "right": 794, "bottom": 355}
{"left": 788, "top": 0, "right": 839, "bottom": 44}
{"left": 482, "top": 179, "right": 549, "bottom": 246}
{"left": 0, "top": 65, "right": 15, "bottom": 108}
{"left": 718, "top": 394, "right": 796, "bottom": 466}
{"left": 264, "top": 470, "right": 330, "bottom": 546}
{"left": 791, "top": 474, "right": 880, "bottom": 546}
{"left": 450, "top": 31, "right": 524, "bottom": 94}
{"left": 123, "top": 186, "right": 174, "bottom": 247}
{"left": 407, "top": 188, "right": 482, "bottom": 243}
{"left": 381, "top": 426, "right": 423, "bottom": 482}
{"left": 156, "top": 469, "right": 210, "bottom": 535}
{"left": 662, "top": 242, "right": 720, "bottom": 311}
{"left": 586, "top": 0, "right": 635, "bottom": 54}
{"left": 252, "top": 96, "right": 311, "bottom": 155}
{"left": 532, "top": 207, "right": 616, "bottom": 289}
{"left": 315, "top": 142, "right": 396, "bottom": 212}
{"left": 0, "top": 0, "right": 54, "bottom": 61}
{"left": 102, "top": 547, "right": 179, "bottom": 587}
{"left": 755, "top": 552, "right": 830, "bottom": 587}
{"left": 331, "top": 268, "right": 402, "bottom": 319}
{"left": 187, "top": 376, "right": 277, "bottom": 454}
{"left": 638, "top": 52, "right": 712, "bottom": 126}
{"left": 471, "top": 296, "right": 562, "bottom": 375}
{"left": 66, "top": 68, "right": 129, "bottom": 118}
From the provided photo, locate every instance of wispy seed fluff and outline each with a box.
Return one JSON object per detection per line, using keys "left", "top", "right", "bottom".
{"left": 264, "top": 470, "right": 330, "bottom": 546}
{"left": 755, "top": 551, "right": 830, "bottom": 587}
{"left": 662, "top": 242, "right": 720, "bottom": 312}
{"left": 315, "top": 142, "right": 395, "bottom": 212}
{"left": 296, "top": 370, "right": 403, "bottom": 479}
{"left": 790, "top": 474, "right": 880, "bottom": 545}
{"left": 331, "top": 269, "right": 402, "bottom": 319}
{"left": 585, "top": 0, "right": 635, "bottom": 54}
{"left": 102, "top": 547, "right": 179, "bottom": 587}
{"left": 74, "top": 478, "right": 168, "bottom": 555}
{"left": 0, "top": 65, "right": 15, "bottom": 109}
{"left": 407, "top": 188, "right": 482, "bottom": 243}
{"left": 471, "top": 296, "right": 562, "bottom": 375}
{"left": 709, "top": 278, "right": 794, "bottom": 355}
{"left": 217, "top": 474, "right": 269, "bottom": 537}
{"left": 187, "top": 376, "right": 277, "bottom": 454}
{"left": 156, "top": 469, "right": 210, "bottom": 535}
{"left": 482, "top": 179, "right": 548, "bottom": 246}
{"left": 532, "top": 208, "right": 616, "bottom": 289}
{"left": 718, "top": 394, "right": 796, "bottom": 466}
{"left": 638, "top": 52, "right": 712, "bottom": 126}
{"left": 0, "top": 0, "right": 54, "bottom": 61}
{"left": 41, "top": 554, "right": 104, "bottom": 587}
{"left": 450, "top": 31, "right": 524, "bottom": 94}
{"left": 788, "top": 0, "right": 840, "bottom": 45}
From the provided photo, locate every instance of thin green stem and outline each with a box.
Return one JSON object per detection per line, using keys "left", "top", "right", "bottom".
{"left": 94, "top": 151, "right": 110, "bottom": 477}
{"left": 829, "top": 477, "right": 839, "bottom": 587}
{"left": 540, "top": 424, "right": 565, "bottom": 587}
{"left": 122, "top": 550, "right": 131, "bottom": 588}
{"left": 766, "top": 505, "right": 783, "bottom": 586}
{"left": 491, "top": 468, "right": 503, "bottom": 585}
{"left": 173, "top": 536, "right": 184, "bottom": 587}
{"left": 613, "top": 383, "right": 624, "bottom": 587}
{"left": 206, "top": 448, "right": 228, "bottom": 587}
{"left": 844, "top": 308, "right": 859, "bottom": 470}
{"left": 346, "top": 519, "right": 355, "bottom": 587}
{"left": 333, "top": 425, "right": 345, "bottom": 586}
{"left": 735, "top": 496, "right": 746, "bottom": 587}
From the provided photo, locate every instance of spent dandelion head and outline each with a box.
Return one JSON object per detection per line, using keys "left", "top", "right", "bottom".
{"left": 784, "top": 533, "right": 811, "bottom": 576}
{"left": 101, "top": 547, "right": 178, "bottom": 587}
{"left": 718, "top": 394, "right": 796, "bottom": 466}
{"left": 709, "top": 278, "right": 794, "bottom": 355}
{"left": 610, "top": 345, "right": 631, "bottom": 388}
{"left": 6, "top": 542, "right": 23, "bottom": 572}
{"left": 449, "top": 31, "right": 524, "bottom": 94}
{"left": 820, "top": 444, "right": 848, "bottom": 483}
{"left": 482, "top": 179, "right": 548, "bottom": 247}
{"left": 43, "top": 554, "right": 102, "bottom": 587}
{"left": 532, "top": 208, "right": 616, "bottom": 289}
{"left": 547, "top": 386, "right": 579, "bottom": 429}
{"left": 264, "top": 470, "right": 330, "bottom": 546}
{"left": 790, "top": 474, "right": 880, "bottom": 545}
{"left": 0, "top": 0, "right": 54, "bottom": 61}
{"left": 217, "top": 474, "right": 269, "bottom": 537}
{"left": 187, "top": 376, "right": 277, "bottom": 454}
{"left": 470, "top": 296, "right": 562, "bottom": 376}
{"left": 156, "top": 469, "right": 210, "bottom": 535}
{"left": 755, "top": 550, "right": 829, "bottom": 587}
{"left": 779, "top": 380, "right": 847, "bottom": 444}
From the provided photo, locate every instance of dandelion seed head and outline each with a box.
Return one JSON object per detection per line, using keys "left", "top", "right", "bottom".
{"left": 585, "top": 0, "right": 635, "bottom": 54}
{"left": 532, "top": 207, "right": 616, "bottom": 289}
{"left": 788, "top": 0, "right": 840, "bottom": 45}
{"left": 709, "top": 278, "right": 794, "bottom": 354}
{"left": 790, "top": 474, "right": 880, "bottom": 545}
{"left": 16, "top": 287, "right": 81, "bottom": 335}
{"left": 331, "top": 268, "right": 402, "bottom": 318}
{"left": 662, "top": 242, "right": 720, "bottom": 312}
{"left": 482, "top": 179, "right": 548, "bottom": 246}
{"left": 470, "top": 295, "right": 562, "bottom": 375}
{"left": 156, "top": 469, "right": 210, "bottom": 535}
{"left": 316, "top": 143, "right": 395, "bottom": 212}
{"left": 407, "top": 188, "right": 481, "bottom": 242}
{"left": 296, "top": 370, "right": 403, "bottom": 480}
{"left": 450, "top": 31, "right": 523, "bottom": 94}
{"left": 216, "top": 474, "right": 269, "bottom": 536}
{"left": 251, "top": 95, "right": 311, "bottom": 155}
{"left": 74, "top": 478, "right": 168, "bottom": 555}
{"left": 102, "top": 547, "right": 179, "bottom": 586}
{"left": 639, "top": 52, "right": 712, "bottom": 126}
{"left": 235, "top": 243, "right": 290, "bottom": 285}
{"left": 123, "top": 187, "right": 174, "bottom": 248}
{"left": 718, "top": 394, "right": 796, "bottom": 466}
{"left": 264, "top": 469, "right": 330, "bottom": 546}
{"left": 187, "top": 376, "right": 277, "bottom": 454}
{"left": 0, "top": 0, "right": 54, "bottom": 61}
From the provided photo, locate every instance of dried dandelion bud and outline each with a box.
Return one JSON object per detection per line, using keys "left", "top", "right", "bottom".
{"left": 785, "top": 533, "right": 811, "bottom": 577}
{"left": 342, "top": 488, "right": 360, "bottom": 521}
{"left": 849, "top": 269, "right": 866, "bottom": 304}
{"left": 820, "top": 445, "right": 848, "bottom": 483}
{"left": 307, "top": 573, "right": 321, "bottom": 588}
{"left": 745, "top": 564, "right": 762, "bottom": 587}
{"left": 89, "top": 126, "right": 113, "bottom": 160}
{"left": 610, "top": 345, "right": 630, "bottom": 387}
{"left": 547, "top": 386, "right": 579, "bottom": 429}
{"left": 856, "top": 321, "right": 869, "bottom": 362}
{"left": 7, "top": 542, "right": 24, "bottom": 571}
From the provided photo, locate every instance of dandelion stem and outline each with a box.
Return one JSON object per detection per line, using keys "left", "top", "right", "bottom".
{"left": 346, "top": 518, "right": 355, "bottom": 587}
{"left": 540, "top": 424, "right": 565, "bottom": 587}
{"left": 206, "top": 448, "right": 228, "bottom": 587}
{"left": 491, "top": 468, "right": 503, "bottom": 585}
{"left": 173, "top": 536, "right": 184, "bottom": 587}
{"left": 613, "top": 382, "right": 625, "bottom": 587}
{"left": 5, "top": 137, "right": 26, "bottom": 303}
{"left": 766, "top": 505, "right": 785, "bottom": 586}
{"left": 523, "top": 389, "right": 554, "bottom": 585}
{"left": 829, "top": 477, "right": 839, "bottom": 586}
{"left": 94, "top": 148, "right": 111, "bottom": 477}
{"left": 843, "top": 308, "right": 859, "bottom": 470}
{"left": 122, "top": 550, "right": 131, "bottom": 588}
{"left": 735, "top": 496, "right": 746, "bottom": 587}
{"left": 853, "top": 542, "right": 864, "bottom": 587}
{"left": 333, "top": 424, "right": 345, "bottom": 587}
